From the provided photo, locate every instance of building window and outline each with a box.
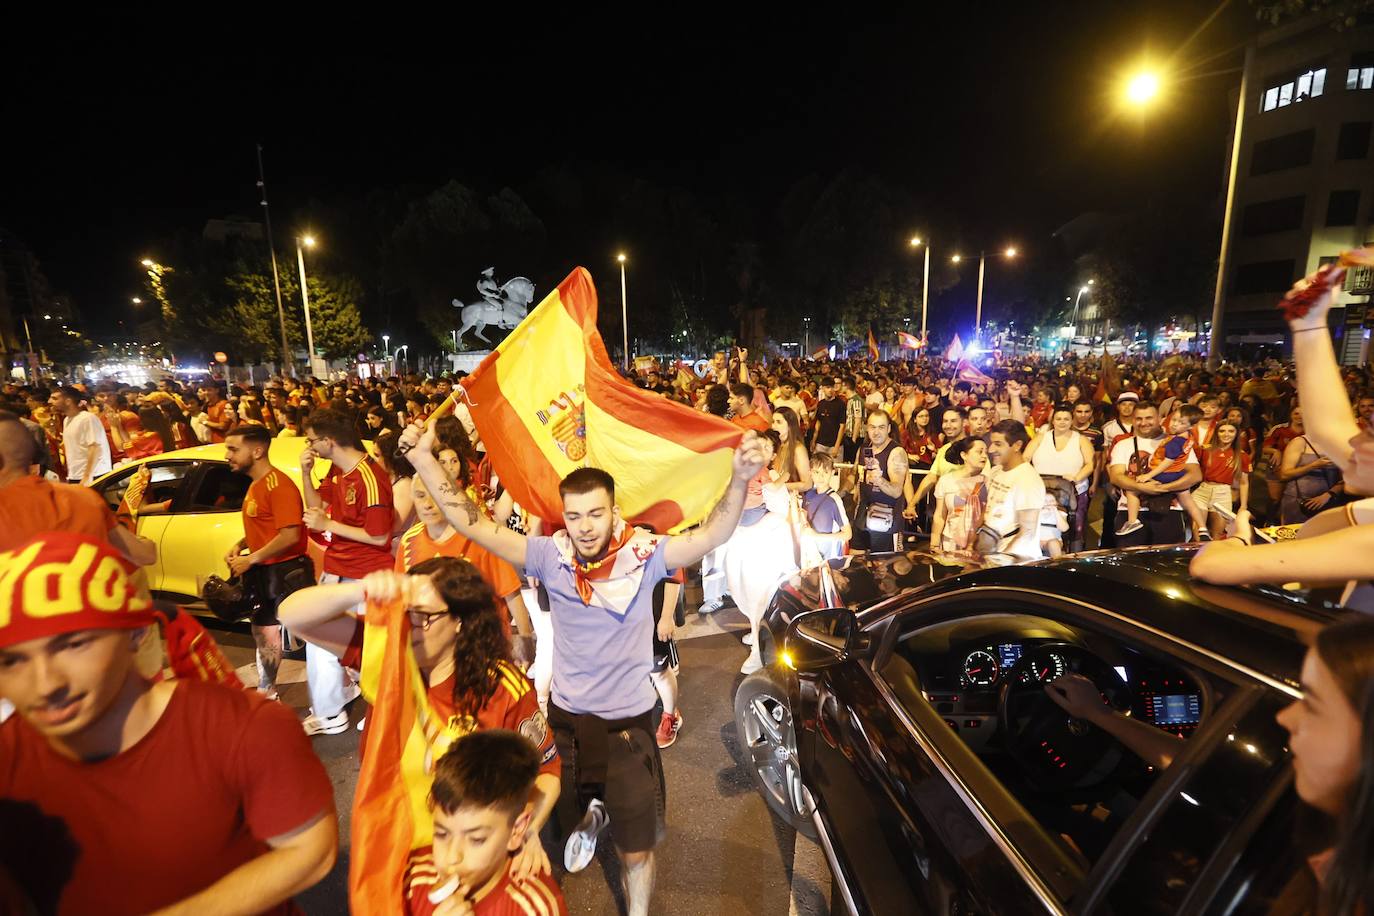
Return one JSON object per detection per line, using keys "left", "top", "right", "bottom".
{"left": 1337, "top": 121, "right": 1372, "bottom": 159}
{"left": 1242, "top": 196, "right": 1306, "bottom": 236}
{"left": 1261, "top": 67, "right": 1327, "bottom": 111}
{"left": 1347, "top": 52, "right": 1374, "bottom": 90}
{"left": 1233, "top": 260, "right": 1297, "bottom": 296}
{"left": 1327, "top": 190, "right": 1361, "bottom": 226}
{"left": 1250, "top": 128, "right": 1316, "bottom": 175}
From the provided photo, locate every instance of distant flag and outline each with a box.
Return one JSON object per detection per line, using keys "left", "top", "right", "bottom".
{"left": 897, "top": 330, "right": 922, "bottom": 350}
{"left": 810, "top": 345, "right": 829, "bottom": 360}
{"left": 944, "top": 333, "right": 965, "bottom": 362}
{"left": 867, "top": 328, "right": 880, "bottom": 362}
{"left": 1094, "top": 351, "right": 1121, "bottom": 404}
{"left": 955, "top": 358, "right": 994, "bottom": 386}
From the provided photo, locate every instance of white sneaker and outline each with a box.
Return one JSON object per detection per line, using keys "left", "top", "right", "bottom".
{"left": 303, "top": 711, "right": 349, "bottom": 736}
{"left": 342, "top": 682, "right": 362, "bottom": 706}
{"left": 1115, "top": 519, "right": 1144, "bottom": 536}
{"left": 740, "top": 653, "right": 763, "bottom": 675}
{"left": 564, "top": 798, "right": 609, "bottom": 872}
{"left": 356, "top": 716, "right": 367, "bottom": 732}
{"left": 698, "top": 598, "right": 725, "bottom": 615}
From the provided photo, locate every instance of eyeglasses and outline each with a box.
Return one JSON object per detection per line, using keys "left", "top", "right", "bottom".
{"left": 305, "top": 435, "right": 328, "bottom": 447}
{"left": 407, "top": 609, "right": 450, "bottom": 631}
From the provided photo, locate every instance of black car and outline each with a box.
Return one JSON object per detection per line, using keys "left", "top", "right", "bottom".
{"left": 734, "top": 546, "right": 1340, "bottom": 915}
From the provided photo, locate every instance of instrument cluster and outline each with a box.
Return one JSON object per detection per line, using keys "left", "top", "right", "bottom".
{"left": 958, "top": 642, "right": 1067, "bottom": 689}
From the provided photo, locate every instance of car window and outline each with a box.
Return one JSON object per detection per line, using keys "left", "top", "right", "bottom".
{"left": 184, "top": 463, "right": 250, "bottom": 512}
{"left": 881, "top": 608, "right": 1222, "bottom": 873}
{"left": 94, "top": 463, "right": 193, "bottom": 513}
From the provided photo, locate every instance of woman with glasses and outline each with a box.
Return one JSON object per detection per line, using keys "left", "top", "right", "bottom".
{"left": 278, "top": 556, "right": 561, "bottom": 882}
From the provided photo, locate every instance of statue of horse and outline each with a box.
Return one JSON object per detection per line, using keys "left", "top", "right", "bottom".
{"left": 452, "top": 273, "right": 536, "bottom": 346}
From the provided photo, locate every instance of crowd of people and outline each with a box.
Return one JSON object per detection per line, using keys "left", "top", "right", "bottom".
{"left": 1, "top": 262, "right": 1373, "bottom": 914}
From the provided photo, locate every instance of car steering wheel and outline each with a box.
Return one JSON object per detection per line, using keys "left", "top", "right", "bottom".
{"left": 998, "top": 643, "right": 1134, "bottom": 793}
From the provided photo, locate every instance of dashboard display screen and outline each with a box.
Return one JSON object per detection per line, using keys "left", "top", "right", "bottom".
{"left": 997, "top": 643, "right": 1022, "bottom": 668}
{"left": 1148, "top": 694, "right": 1201, "bottom": 725}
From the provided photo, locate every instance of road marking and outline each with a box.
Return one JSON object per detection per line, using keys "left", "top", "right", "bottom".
{"left": 789, "top": 833, "right": 831, "bottom": 916}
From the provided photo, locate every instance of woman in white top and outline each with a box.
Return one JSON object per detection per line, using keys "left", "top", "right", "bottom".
{"left": 1025, "top": 404, "right": 1095, "bottom": 554}
{"left": 930, "top": 438, "right": 989, "bottom": 554}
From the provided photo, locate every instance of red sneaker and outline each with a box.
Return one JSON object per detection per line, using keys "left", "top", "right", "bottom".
{"left": 655, "top": 710, "right": 683, "bottom": 749}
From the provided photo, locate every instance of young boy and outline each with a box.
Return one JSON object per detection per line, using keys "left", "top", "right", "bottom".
{"left": 802, "top": 451, "right": 852, "bottom": 561}
{"left": 405, "top": 730, "right": 568, "bottom": 915}
{"left": 1117, "top": 404, "right": 1209, "bottom": 538}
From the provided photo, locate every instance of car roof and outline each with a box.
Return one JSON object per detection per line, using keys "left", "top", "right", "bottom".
{"left": 785, "top": 546, "right": 1339, "bottom": 694}
{"left": 92, "top": 437, "right": 335, "bottom": 484}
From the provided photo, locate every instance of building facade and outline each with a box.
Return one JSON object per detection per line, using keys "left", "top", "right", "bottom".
{"left": 1224, "top": 16, "right": 1374, "bottom": 364}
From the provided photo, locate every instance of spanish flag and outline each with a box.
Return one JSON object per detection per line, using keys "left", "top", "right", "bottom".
{"left": 867, "top": 328, "right": 880, "bottom": 362}
{"left": 462, "top": 268, "right": 741, "bottom": 533}
{"left": 1095, "top": 351, "right": 1121, "bottom": 405}
{"left": 897, "top": 330, "right": 921, "bottom": 350}
{"left": 349, "top": 596, "right": 436, "bottom": 914}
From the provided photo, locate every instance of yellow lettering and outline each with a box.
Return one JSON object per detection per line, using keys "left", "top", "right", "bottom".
{"left": 88, "top": 557, "right": 128, "bottom": 612}
{"left": 0, "top": 543, "right": 45, "bottom": 630}
{"left": 24, "top": 543, "right": 98, "bottom": 619}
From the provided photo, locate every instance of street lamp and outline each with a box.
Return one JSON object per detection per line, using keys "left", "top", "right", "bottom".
{"left": 802, "top": 316, "right": 812, "bottom": 354}
{"left": 951, "top": 247, "right": 1019, "bottom": 343}
{"left": 296, "top": 235, "right": 324, "bottom": 378}
{"left": 909, "top": 236, "right": 932, "bottom": 339}
{"left": 1125, "top": 71, "right": 1162, "bottom": 106}
{"left": 393, "top": 344, "right": 408, "bottom": 375}
{"left": 131, "top": 297, "right": 141, "bottom": 305}
{"left": 616, "top": 253, "right": 629, "bottom": 370}
{"left": 382, "top": 334, "right": 390, "bottom": 373}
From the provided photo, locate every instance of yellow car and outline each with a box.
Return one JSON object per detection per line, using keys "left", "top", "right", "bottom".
{"left": 91, "top": 438, "right": 337, "bottom": 608}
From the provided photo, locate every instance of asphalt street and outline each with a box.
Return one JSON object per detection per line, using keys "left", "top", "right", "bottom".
{"left": 213, "top": 604, "right": 832, "bottom": 916}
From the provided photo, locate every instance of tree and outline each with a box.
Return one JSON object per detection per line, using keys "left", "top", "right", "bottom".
{"left": 220, "top": 260, "right": 370, "bottom": 364}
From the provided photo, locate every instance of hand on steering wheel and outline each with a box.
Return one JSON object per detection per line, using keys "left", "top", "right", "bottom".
{"left": 1044, "top": 674, "right": 1109, "bottom": 723}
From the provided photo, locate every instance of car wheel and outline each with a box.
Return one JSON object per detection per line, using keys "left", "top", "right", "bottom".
{"left": 734, "top": 669, "right": 818, "bottom": 839}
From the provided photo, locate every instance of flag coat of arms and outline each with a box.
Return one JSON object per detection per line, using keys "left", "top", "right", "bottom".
{"left": 461, "top": 267, "right": 741, "bottom": 534}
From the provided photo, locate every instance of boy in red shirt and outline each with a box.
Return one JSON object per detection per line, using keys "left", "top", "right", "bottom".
{"left": 404, "top": 730, "right": 567, "bottom": 916}
{"left": 300, "top": 408, "right": 395, "bottom": 734}
{"left": 0, "top": 532, "right": 337, "bottom": 915}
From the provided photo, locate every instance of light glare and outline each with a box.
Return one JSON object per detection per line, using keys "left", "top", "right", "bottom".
{"left": 1126, "top": 72, "right": 1161, "bottom": 105}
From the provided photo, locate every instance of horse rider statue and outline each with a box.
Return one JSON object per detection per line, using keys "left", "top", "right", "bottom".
{"left": 452, "top": 268, "right": 536, "bottom": 346}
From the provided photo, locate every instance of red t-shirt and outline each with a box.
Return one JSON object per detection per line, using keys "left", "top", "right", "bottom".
{"left": 730, "top": 411, "right": 770, "bottom": 433}
{"left": 205, "top": 400, "right": 232, "bottom": 442}
{"left": 243, "top": 467, "right": 307, "bottom": 563}
{"left": 1201, "top": 447, "right": 1252, "bottom": 484}
{"left": 403, "top": 847, "right": 568, "bottom": 916}
{"left": 0, "top": 680, "right": 334, "bottom": 916}
{"left": 341, "top": 625, "right": 559, "bottom": 780}
{"left": 317, "top": 456, "right": 394, "bottom": 577}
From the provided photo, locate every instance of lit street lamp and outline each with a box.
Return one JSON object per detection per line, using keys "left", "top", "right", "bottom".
{"left": 909, "top": 236, "right": 932, "bottom": 339}
{"left": 296, "top": 235, "right": 325, "bottom": 379}
{"left": 393, "top": 344, "right": 408, "bottom": 376}
{"left": 617, "top": 253, "right": 629, "bottom": 370}
{"left": 382, "top": 334, "right": 390, "bottom": 374}
{"left": 951, "top": 247, "right": 1018, "bottom": 343}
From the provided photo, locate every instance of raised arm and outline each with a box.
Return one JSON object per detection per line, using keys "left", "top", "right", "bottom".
{"left": 399, "top": 424, "right": 528, "bottom": 568}
{"left": 1288, "top": 274, "right": 1362, "bottom": 467}
{"left": 662, "top": 432, "right": 767, "bottom": 570}
{"left": 1190, "top": 510, "right": 1374, "bottom": 586}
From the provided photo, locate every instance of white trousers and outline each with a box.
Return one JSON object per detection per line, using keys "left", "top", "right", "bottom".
{"left": 310, "top": 573, "right": 359, "bottom": 718}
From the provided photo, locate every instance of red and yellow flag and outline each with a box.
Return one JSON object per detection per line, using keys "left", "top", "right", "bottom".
{"left": 897, "top": 330, "right": 922, "bottom": 350}
{"left": 867, "top": 328, "right": 880, "bottom": 361}
{"left": 461, "top": 268, "right": 741, "bottom": 533}
{"left": 1095, "top": 351, "right": 1121, "bottom": 405}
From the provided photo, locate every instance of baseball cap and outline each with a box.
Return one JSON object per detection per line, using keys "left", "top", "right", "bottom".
{"left": 0, "top": 533, "right": 154, "bottom": 649}
{"left": 1116, "top": 391, "right": 1140, "bottom": 403}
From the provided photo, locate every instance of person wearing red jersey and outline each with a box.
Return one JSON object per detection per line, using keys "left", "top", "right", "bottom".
{"left": 299, "top": 408, "right": 394, "bottom": 735}
{"left": 278, "top": 559, "right": 560, "bottom": 890}
{"left": 198, "top": 383, "right": 233, "bottom": 443}
{"left": 224, "top": 425, "right": 313, "bottom": 700}
{"left": 403, "top": 731, "right": 568, "bottom": 916}
{"left": 0, "top": 532, "right": 337, "bottom": 916}
{"left": 399, "top": 474, "right": 535, "bottom": 652}
{"left": 1192, "top": 419, "right": 1252, "bottom": 539}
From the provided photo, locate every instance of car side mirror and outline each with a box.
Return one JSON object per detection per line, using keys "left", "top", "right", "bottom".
{"left": 783, "top": 607, "right": 867, "bottom": 671}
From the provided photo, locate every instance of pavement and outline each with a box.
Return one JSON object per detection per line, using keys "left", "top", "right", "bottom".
{"left": 212, "top": 602, "right": 834, "bottom": 915}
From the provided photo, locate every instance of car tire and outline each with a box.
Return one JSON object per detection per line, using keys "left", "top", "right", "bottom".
{"left": 734, "top": 668, "right": 818, "bottom": 839}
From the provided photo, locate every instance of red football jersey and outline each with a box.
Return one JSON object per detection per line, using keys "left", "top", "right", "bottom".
{"left": 403, "top": 847, "right": 567, "bottom": 916}
{"left": 317, "top": 456, "right": 394, "bottom": 577}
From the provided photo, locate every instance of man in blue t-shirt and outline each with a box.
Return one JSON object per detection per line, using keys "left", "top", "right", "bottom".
{"left": 400, "top": 422, "right": 766, "bottom": 916}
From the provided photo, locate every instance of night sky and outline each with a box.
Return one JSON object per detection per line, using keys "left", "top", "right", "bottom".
{"left": 2, "top": 3, "right": 1256, "bottom": 334}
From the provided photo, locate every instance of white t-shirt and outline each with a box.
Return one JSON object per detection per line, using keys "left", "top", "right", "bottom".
{"left": 62, "top": 410, "right": 112, "bottom": 482}
{"left": 1108, "top": 434, "right": 1198, "bottom": 510}
{"left": 982, "top": 462, "right": 1046, "bottom": 559}
{"left": 1102, "top": 418, "right": 1133, "bottom": 445}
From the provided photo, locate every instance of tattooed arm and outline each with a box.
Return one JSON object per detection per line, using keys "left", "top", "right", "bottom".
{"left": 663, "top": 432, "right": 768, "bottom": 569}
{"left": 399, "top": 424, "right": 529, "bottom": 567}
{"left": 876, "top": 447, "right": 909, "bottom": 500}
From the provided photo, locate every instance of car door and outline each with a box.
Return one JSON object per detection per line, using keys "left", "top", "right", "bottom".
{"left": 800, "top": 616, "right": 1077, "bottom": 914}
{"left": 90, "top": 460, "right": 198, "bottom": 593}
{"left": 155, "top": 461, "right": 250, "bottom": 602}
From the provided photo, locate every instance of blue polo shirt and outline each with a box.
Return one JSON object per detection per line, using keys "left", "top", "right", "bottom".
{"left": 525, "top": 535, "right": 672, "bottom": 719}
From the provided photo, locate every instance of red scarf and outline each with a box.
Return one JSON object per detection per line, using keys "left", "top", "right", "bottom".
{"left": 572, "top": 524, "right": 638, "bottom": 605}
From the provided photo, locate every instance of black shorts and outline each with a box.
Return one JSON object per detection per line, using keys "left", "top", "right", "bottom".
{"left": 242, "top": 556, "right": 315, "bottom": 627}
{"left": 549, "top": 703, "right": 666, "bottom": 853}
{"left": 650, "top": 581, "right": 678, "bottom": 674}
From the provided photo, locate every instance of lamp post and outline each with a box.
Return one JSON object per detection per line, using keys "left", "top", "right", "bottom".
{"left": 909, "top": 237, "right": 931, "bottom": 339}
{"left": 617, "top": 253, "right": 629, "bottom": 370}
{"left": 382, "top": 334, "right": 390, "bottom": 375}
{"left": 1121, "top": 50, "right": 1252, "bottom": 368}
{"left": 393, "top": 345, "right": 408, "bottom": 376}
{"left": 802, "top": 316, "right": 812, "bottom": 354}
{"left": 295, "top": 235, "right": 323, "bottom": 378}
{"left": 951, "top": 247, "right": 1017, "bottom": 343}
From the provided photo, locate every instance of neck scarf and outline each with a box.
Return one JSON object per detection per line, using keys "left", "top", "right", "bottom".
{"left": 553, "top": 520, "right": 664, "bottom": 613}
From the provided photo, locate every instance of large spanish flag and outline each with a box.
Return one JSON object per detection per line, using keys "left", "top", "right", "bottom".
{"left": 462, "top": 268, "right": 741, "bottom": 534}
